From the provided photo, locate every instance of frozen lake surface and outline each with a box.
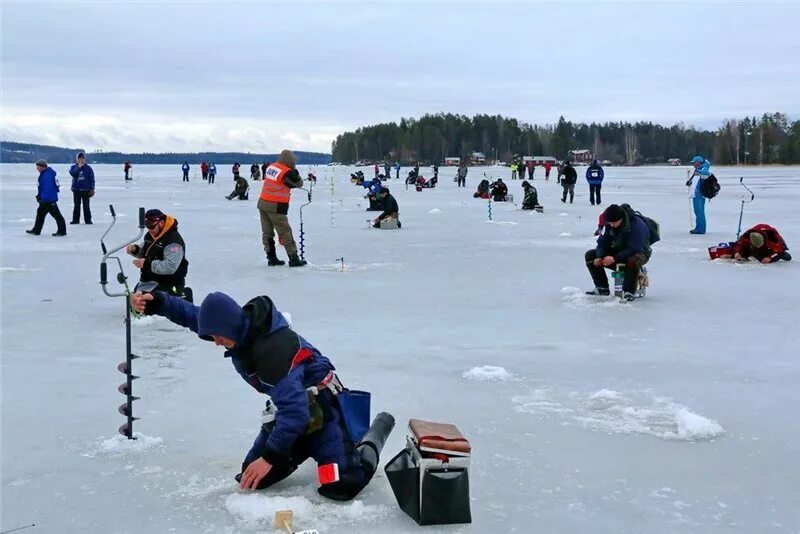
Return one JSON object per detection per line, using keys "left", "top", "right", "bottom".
{"left": 2, "top": 163, "right": 799, "bottom": 533}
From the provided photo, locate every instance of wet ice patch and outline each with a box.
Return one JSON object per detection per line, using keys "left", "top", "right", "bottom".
{"left": 514, "top": 389, "right": 724, "bottom": 441}
{"left": 224, "top": 493, "right": 389, "bottom": 531}
{"left": 83, "top": 433, "right": 164, "bottom": 458}
{"left": 463, "top": 365, "right": 513, "bottom": 382}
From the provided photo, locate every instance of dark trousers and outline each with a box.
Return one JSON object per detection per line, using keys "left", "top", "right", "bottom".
{"left": 72, "top": 190, "right": 92, "bottom": 223}
{"left": 124, "top": 170, "right": 130, "bottom": 180}
{"left": 589, "top": 184, "right": 602, "bottom": 205}
{"left": 561, "top": 183, "right": 575, "bottom": 203}
{"left": 240, "top": 392, "right": 369, "bottom": 500}
{"left": 208, "top": 174, "right": 215, "bottom": 184}
{"left": 458, "top": 177, "right": 465, "bottom": 187}
{"left": 33, "top": 202, "right": 66, "bottom": 234}
{"left": 182, "top": 171, "right": 189, "bottom": 181}
{"left": 585, "top": 249, "right": 649, "bottom": 293}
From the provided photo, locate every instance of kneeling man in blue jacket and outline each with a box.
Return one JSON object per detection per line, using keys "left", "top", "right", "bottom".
{"left": 130, "top": 289, "right": 394, "bottom": 500}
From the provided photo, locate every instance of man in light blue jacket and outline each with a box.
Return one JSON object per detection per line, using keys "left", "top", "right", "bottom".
{"left": 686, "top": 155, "right": 711, "bottom": 234}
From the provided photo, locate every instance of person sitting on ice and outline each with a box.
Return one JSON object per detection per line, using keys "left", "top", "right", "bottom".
{"left": 307, "top": 172, "right": 317, "bottom": 184}
{"left": 520, "top": 181, "right": 542, "bottom": 211}
{"left": 250, "top": 163, "right": 261, "bottom": 181}
{"left": 126, "top": 209, "right": 192, "bottom": 301}
{"left": 733, "top": 224, "right": 791, "bottom": 263}
{"left": 584, "top": 203, "right": 652, "bottom": 302}
{"left": 373, "top": 187, "right": 401, "bottom": 228}
{"left": 363, "top": 177, "right": 383, "bottom": 211}
{"left": 127, "top": 289, "right": 395, "bottom": 500}
{"left": 473, "top": 179, "right": 490, "bottom": 199}
{"left": 405, "top": 168, "right": 419, "bottom": 185}
{"left": 491, "top": 179, "right": 509, "bottom": 201}
{"left": 414, "top": 175, "right": 430, "bottom": 191}
{"left": 226, "top": 174, "right": 250, "bottom": 200}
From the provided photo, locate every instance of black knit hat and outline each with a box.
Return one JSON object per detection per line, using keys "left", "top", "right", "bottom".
{"left": 604, "top": 204, "right": 625, "bottom": 223}
{"left": 144, "top": 209, "right": 166, "bottom": 221}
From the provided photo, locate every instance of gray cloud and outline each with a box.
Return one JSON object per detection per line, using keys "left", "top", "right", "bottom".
{"left": 2, "top": 1, "right": 799, "bottom": 153}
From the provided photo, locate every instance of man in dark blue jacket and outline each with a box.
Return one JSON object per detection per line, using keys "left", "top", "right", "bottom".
{"left": 586, "top": 159, "right": 604, "bottom": 205}
{"left": 584, "top": 204, "right": 651, "bottom": 301}
{"left": 69, "top": 152, "right": 95, "bottom": 224}
{"left": 182, "top": 161, "right": 190, "bottom": 182}
{"left": 129, "top": 289, "right": 394, "bottom": 500}
{"left": 27, "top": 160, "right": 67, "bottom": 236}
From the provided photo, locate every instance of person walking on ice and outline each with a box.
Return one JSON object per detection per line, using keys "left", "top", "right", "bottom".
{"left": 686, "top": 155, "right": 712, "bottom": 234}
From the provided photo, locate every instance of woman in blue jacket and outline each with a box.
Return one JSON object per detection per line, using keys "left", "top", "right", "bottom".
{"left": 686, "top": 155, "right": 711, "bottom": 234}
{"left": 27, "top": 160, "right": 67, "bottom": 236}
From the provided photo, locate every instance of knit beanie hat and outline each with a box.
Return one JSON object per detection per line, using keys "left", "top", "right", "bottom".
{"left": 749, "top": 232, "right": 765, "bottom": 248}
{"left": 278, "top": 149, "right": 296, "bottom": 169}
{"left": 604, "top": 204, "right": 625, "bottom": 223}
{"left": 36, "top": 159, "right": 48, "bottom": 167}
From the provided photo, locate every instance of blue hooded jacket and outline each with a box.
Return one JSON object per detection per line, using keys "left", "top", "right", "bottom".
{"left": 38, "top": 167, "right": 60, "bottom": 202}
{"left": 690, "top": 156, "right": 711, "bottom": 197}
{"left": 69, "top": 163, "right": 95, "bottom": 191}
{"left": 151, "top": 291, "right": 335, "bottom": 460}
{"left": 586, "top": 160, "right": 604, "bottom": 185}
{"left": 182, "top": 162, "right": 190, "bottom": 172}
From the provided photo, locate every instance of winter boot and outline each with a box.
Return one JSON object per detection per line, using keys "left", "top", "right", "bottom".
{"left": 585, "top": 287, "right": 611, "bottom": 296}
{"left": 288, "top": 254, "right": 307, "bottom": 267}
{"left": 266, "top": 239, "right": 285, "bottom": 266}
{"left": 623, "top": 292, "right": 636, "bottom": 302}
{"left": 356, "top": 412, "right": 396, "bottom": 479}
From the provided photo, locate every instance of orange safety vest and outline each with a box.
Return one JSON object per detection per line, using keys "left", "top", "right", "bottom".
{"left": 259, "top": 162, "right": 292, "bottom": 203}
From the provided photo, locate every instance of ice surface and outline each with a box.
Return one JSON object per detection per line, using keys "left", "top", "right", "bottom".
{"left": 2, "top": 163, "right": 800, "bottom": 533}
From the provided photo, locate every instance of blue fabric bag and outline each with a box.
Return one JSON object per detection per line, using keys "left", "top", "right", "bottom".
{"left": 337, "top": 389, "right": 371, "bottom": 442}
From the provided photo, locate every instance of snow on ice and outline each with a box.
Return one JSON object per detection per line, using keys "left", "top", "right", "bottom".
{"left": 462, "top": 365, "right": 514, "bottom": 382}
{"left": 2, "top": 164, "right": 799, "bottom": 533}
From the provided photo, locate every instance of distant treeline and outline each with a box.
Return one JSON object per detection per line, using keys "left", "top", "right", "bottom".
{"left": 331, "top": 112, "right": 800, "bottom": 165}
{"left": 0, "top": 141, "right": 331, "bottom": 165}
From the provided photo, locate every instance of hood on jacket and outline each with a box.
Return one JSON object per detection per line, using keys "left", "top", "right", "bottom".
{"left": 197, "top": 292, "right": 251, "bottom": 344}
{"left": 241, "top": 296, "right": 290, "bottom": 338}
{"left": 590, "top": 159, "right": 601, "bottom": 167}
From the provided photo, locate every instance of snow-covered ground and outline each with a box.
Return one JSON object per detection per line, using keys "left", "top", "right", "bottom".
{"left": 2, "top": 163, "right": 799, "bottom": 533}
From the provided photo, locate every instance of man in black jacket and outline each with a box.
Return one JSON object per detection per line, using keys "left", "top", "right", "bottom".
{"left": 126, "top": 209, "right": 191, "bottom": 300}
{"left": 561, "top": 161, "right": 577, "bottom": 203}
{"left": 585, "top": 204, "right": 652, "bottom": 301}
{"left": 373, "top": 187, "right": 401, "bottom": 228}
{"left": 491, "top": 179, "right": 508, "bottom": 201}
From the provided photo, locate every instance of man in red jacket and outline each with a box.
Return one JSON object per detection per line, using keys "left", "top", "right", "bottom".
{"left": 734, "top": 224, "right": 791, "bottom": 263}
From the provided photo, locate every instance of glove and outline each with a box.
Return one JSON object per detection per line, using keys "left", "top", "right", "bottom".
{"left": 89, "top": 190, "right": 95, "bottom": 198}
{"left": 685, "top": 179, "right": 693, "bottom": 187}
{"left": 35, "top": 195, "right": 40, "bottom": 202}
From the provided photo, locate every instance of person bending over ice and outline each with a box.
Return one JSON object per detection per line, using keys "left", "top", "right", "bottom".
{"left": 733, "top": 224, "right": 791, "bottom": 263}
{"left": 128, "top": 290, "right": 395, "bottom": 500}
{"left": 373, "top": 187, "right": 401, "bottom": 228}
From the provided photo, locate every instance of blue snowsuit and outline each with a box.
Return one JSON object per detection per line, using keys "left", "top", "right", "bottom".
{"left": 148, "top": 291, "right": 370, "bottom": 500}
{"left": 690, "top": 156, "right": 711, "bottom": 234}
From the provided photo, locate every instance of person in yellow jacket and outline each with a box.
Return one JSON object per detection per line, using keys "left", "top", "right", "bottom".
{"left": 258, "top": 149, "right": 307, "bottom": 267}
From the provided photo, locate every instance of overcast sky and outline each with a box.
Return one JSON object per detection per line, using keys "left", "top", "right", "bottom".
{"left": 2, "top": 1, "right": 799, "bottom": 153}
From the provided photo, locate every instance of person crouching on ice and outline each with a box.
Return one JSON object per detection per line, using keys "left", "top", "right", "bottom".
{"left": 734, "top": 224, "right": 791, "bottom": 263}
{"left": 373, "top": 187, "right": 401, "bottom": 228}
{"left": 126, "top": 209, "right": 191, "bottom": 301}
{"left": 128, "top": 290, "right": 395, "bottom": 500}
{"left": 584, "top": 204, "right": 652, "bottom": 302}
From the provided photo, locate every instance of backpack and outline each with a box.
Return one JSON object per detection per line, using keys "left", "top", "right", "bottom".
{"left": 700, "top": 174, "right": 721, "bottom": 199}
{"left": 620, "top": 204, "right": 660, "bottom": 245}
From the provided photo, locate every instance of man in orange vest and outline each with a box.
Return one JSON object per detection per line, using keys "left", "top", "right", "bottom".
{"left": 258, "top": 149, "right": 307, "bottom": 267}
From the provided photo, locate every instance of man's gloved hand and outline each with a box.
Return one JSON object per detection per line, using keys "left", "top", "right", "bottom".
{"left": 685, "top": 179, "right": 693, "bottom": 187}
